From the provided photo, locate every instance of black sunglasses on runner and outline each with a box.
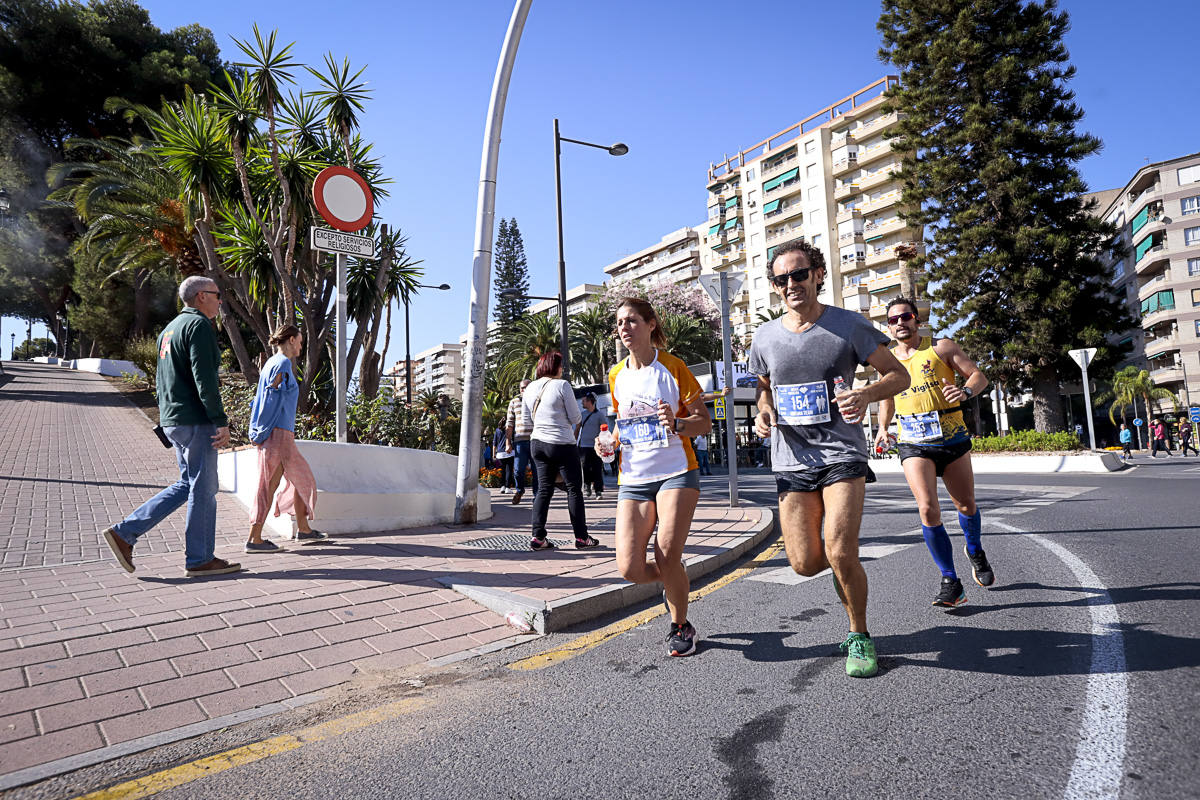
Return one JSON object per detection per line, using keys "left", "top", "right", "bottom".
{"left": 887, "top": 311, "right": 916, "bottom": 325}
{"left": 770, "top": 267, "right": 811, "bottom": 288}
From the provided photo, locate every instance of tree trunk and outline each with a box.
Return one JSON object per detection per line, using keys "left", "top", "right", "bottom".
{"left": 1031, "top": 366, "right": 1065, "bottom": 432}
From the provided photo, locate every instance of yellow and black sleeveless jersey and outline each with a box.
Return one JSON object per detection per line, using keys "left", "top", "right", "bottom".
{"left": 891, "top": 337, "right": 969, "bottom": 446}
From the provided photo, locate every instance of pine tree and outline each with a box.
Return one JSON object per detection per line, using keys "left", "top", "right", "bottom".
{"left": 878, "top": 0, "right": 1134, "bottom": 432}
{"left": 492, "top": 217, "right": 530, "bottom": 327}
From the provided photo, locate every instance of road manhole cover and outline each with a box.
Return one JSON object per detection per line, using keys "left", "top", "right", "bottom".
{"left": 460, "top": 534, "right": 574, "bottom": 551}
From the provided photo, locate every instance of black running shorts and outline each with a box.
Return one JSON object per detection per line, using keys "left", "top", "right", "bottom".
{"left": 774, "top": 461, "right": 870, "bottom": 494}
{"left": 897, "top": 439, "right": 972, "bottom": 478}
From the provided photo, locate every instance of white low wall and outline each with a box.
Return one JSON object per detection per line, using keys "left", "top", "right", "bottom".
{"left": 869, "top": 450, "right": 1124, "bottom": 474}
{"left": 31, "top": 357, "right": 59, "bottom": 364}
{"left": 73, "top": 358, "right": 145, "bottom": 378}
{"left": 217, "top": 440, "right": 491, "bottom": 537}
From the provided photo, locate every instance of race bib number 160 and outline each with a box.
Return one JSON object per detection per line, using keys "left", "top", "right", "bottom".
{"left": 615, "top": 414, "right": 669, "bottom": 450}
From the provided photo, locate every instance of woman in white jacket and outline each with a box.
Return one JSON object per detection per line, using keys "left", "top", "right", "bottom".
{"left": 522, "top": 351, "right": 598, "bottom": 551}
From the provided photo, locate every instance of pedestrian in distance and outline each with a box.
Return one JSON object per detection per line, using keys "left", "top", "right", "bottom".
{"left": 506, "top": 379, "right": 538, "bottom": 503}
{"left": 747, "top": 241, "right": 909, "bottom": 677}
{"left": 576, "top": 392, "right": 606, "bottom": 500}
{"left": 523, "top": 351, "right": 598, "bottom": 551}
{"left": 493, "top": 426, "right": 515, "bottom": 493}
{"left": 1119, "top": 423, "right": 1133, "bottom": 462}
{"left": 1178, "top": 419, "right": 1196, "bottom": 456}
{"left": 693, "top": 433, "right": 712, "bottom": 476}
{"left": 100, "top": 276, "right": 241, "bottom": 578}
{"left": 245, "top": 324, "right": 326, "bottom": 553}
{"left": 1150, "top": 418, "right": 1172, "bottom": 458}
{"left": 875, "top": 298, "right": 996, "bottom": 610}
{"left": 603, "top": 297, "right": 712, "bottom": 657}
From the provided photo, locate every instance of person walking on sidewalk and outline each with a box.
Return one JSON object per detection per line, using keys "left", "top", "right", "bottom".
{"left": 506, "top": 379, "right": 537, "bottom": 503}
{"left": 1119, "top": 423, "right": 1134, "bottom": 462}
{"left": 493, "top": 426, "right": 515, "bottom": 493}
{"left": 875, "top": 297, "right": 995, "bottom": 611}
{"left": 605, "top": 297, "right": 712, "bottom": 657}
{"left": 748, "top": 241, "right": 908, "bottom": 677}
{"left": 1178, "top": 419, "right": 1196, "bottom": 456}
{"left": 523, "top": 352, "right": 598, "bottom": 551}
{"left": 576, "top": 391, "right": 606, "bottom": 500}
{"left": 245, "top": 324, "right": 326, "bottom": 553}
{"left": 101, "top": 276, "right": 241, "bottom": 578}
{"left": 693, "top": 433, "right": 711, "bottom": 475}
{"left": 1150, "top": 418, "right": 1172, "bottom": 458}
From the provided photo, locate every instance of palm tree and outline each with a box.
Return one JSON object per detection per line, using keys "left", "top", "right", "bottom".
{"left": 497, "top": 311, "right": 562, "bottom": 380}
{"left": 1101, "top": 365, "right": 1179, "bottom": 450}
{"left": 658, "top": 311, "right": 721, "bottom": 365}
{"left": 306, "top": 53, "right": 370, "bottom": 170}
{"left": 569, "top": 305, "right": 616, "bottom": 385}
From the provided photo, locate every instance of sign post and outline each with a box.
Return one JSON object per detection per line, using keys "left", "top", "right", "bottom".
{"left": 700, "top": 271, "right": 745, "bottom": 507}
{"left": 311, "top": 166, "right": 375, "bottom": 443}
{"left": 1068, "top": 347, "right": 1098, "bottom": 451}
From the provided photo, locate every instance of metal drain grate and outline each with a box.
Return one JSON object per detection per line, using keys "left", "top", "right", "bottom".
{"left": 460, "top": 534, "right": 574, "bottom": 551}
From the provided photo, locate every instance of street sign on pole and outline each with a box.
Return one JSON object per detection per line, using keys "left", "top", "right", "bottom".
{"left": 311, "top": 227, "right": 376, "bottom": 258}
{"left": 1133, "top": 418, "right": 1143, "bottom": 427}
{"left": 311, "top": 166, "right": 374, "bottom": 445}
{"left": 1068, "top": 348, "right": 1098, "bottom": 451}
{"left": 1189, "top": 407, "right": 1200, "bottom": 423}
{"left": 700, "top": 271, "right": 745, "bottom": 508}
{"left": 714, "top": 396, "right": 726, "bottom": 421}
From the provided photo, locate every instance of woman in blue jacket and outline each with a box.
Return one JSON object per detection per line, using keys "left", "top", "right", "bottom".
{"left": 247, "top": 325, "right": 325, "bottom": 552}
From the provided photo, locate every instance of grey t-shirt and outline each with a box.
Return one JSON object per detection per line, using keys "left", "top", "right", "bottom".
{"left": 577, "top": 408, "right": 603, "bottom": 447}
{"left": 746, "top": 306, "right": 888, "bottom": 471}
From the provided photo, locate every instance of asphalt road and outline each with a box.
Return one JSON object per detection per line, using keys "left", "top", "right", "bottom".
{"left": 29, "top": 456, "right": 1200, "bottom": 800}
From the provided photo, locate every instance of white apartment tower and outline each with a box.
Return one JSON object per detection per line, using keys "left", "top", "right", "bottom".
{"left": 699, "top": 75, "right": 925, "bottom": 349}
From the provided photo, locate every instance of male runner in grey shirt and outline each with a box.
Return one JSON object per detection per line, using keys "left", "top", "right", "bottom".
{"left": 747, "top": 240, "right": 908, "bottom": 679}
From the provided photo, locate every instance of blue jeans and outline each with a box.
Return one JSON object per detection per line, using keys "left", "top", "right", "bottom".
{"left": 113, "top": 424, "right": 218, "bottom": 569}
{"left": 514, "top": 439, "right": 538, "bottom": 495}
{"left": 696, "top": 450, "right": 710, "bottom": 475}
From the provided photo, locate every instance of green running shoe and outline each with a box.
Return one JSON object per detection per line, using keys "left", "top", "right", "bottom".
{"left": 840, "top": 632, "right": 878, "bottom": 678}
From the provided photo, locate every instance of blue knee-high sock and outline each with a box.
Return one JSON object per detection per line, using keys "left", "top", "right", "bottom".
{"left": 959, "top": 510, "right": 982, "bottom": 555}
{"left": 921, "top": 524, "right": 957, "bottom": 579}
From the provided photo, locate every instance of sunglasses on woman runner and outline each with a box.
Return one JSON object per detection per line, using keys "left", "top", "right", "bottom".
{"left": 886, "top": 311, "right": 916, "bottom": 325}
{"left": 769, "top": 266, "right": 811, "bottom": 288}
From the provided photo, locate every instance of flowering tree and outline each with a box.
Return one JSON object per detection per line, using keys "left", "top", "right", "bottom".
{"left": 594, "top": 279, "right": 719, "bottom": 330}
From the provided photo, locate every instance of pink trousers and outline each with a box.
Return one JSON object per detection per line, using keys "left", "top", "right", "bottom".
{"left": 250, "top": 429, "right": 318, "bottom": 525}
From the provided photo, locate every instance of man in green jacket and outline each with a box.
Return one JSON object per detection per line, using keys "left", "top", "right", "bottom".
{"left": 102, "top": 276, "right": 241, "bottom": 577}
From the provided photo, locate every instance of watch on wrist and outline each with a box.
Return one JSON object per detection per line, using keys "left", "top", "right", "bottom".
{"left": 961, "top": 385, "right": 974, "bottom": 399}
{"left": 674, "top": 417, "right": 685, "bottom": 433}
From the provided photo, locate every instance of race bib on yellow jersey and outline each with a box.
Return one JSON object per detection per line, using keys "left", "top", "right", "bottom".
{"left": 898, "top": 411, "right": 943, "bottom": 443}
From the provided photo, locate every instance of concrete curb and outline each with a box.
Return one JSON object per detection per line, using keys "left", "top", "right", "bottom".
{"left": 868, "top": 451, "right": 1125, "bottom": 473}
{"left": 439, "top": 505, "right": 776, "bottom": 634}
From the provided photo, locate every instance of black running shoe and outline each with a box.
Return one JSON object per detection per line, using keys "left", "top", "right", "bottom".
{"left": 932, "top": 577, "right": 967, "bottom": 608}
{"left": 666, "top": 621, "right": 698, "bottom": 657}
{"left": 963, "top": 544, "right": 995, "bottom": 587}
{"left": 530, "top": 536, "right": 555, "bottom": 551}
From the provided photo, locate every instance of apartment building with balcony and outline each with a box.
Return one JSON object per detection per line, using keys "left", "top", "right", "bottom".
{"left": 1093, "top": 152, "right": 1200, "bottom": 411}
{"left": 603, "top": 226, "right": 704, "bottom": 286}
{"left": 698, "top": 76, "right": 925, "bottom": 346}
{"left": 404, "top": 342, "right": 465, "bottom": 402}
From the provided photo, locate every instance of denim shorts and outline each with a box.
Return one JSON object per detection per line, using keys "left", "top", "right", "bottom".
{"left": 774, "top": 461, "right": 869, "bottom": 494}
{"left": 618, "top": 469, "right": 701, "bottom": 502}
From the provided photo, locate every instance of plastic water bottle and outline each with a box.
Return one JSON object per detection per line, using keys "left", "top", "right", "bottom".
{"left": 833, "top": 375, "right": 854, "bottom": 421}
{"left": 596, "top": 424, "right": 616, "bottom": 463}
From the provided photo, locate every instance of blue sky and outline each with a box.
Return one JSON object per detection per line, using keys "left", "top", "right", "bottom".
{"left": 8, "top": 0, "right": 1199, "bottom": 363}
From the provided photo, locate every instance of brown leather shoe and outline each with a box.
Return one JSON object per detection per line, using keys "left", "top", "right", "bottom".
{"left": 102, "top": 528, "right": 134, "bottom": 573}
{"left": 511, "top": 489, "right": 524, "bottom": 505}
{"left": 185, "top": 558, "right": 243, "bottom": 578}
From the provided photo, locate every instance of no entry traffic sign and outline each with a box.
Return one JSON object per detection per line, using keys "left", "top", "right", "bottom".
{"left": 312, "top": 166, "right": 373, "bottom": 232}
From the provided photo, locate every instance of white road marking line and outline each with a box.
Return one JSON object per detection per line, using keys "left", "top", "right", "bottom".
{"left": 992, "top": 520, "right": 1127, "bottom": 800}
{"left": 747, "top": 542, "right": 917, "bottom": 584}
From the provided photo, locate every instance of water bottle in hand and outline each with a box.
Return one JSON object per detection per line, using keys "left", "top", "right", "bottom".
{"left": 833, "top": 375, "right": 855, "bottom": 422}
{"left": 596, "top": 424, "right": 616, "bottom": 463}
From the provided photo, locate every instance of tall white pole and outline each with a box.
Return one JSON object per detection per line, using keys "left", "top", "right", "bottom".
{"left": 719, "top": 272, "right": 739, "bottom": 508}
{"left": 1081, "top": 359, "right": 1097, "bottom": 450}
{"left": 336, "top": 252, "right": 347, "bottom": 443}
{"left": 455, "top": 0, "right": 532, "bottom": 524}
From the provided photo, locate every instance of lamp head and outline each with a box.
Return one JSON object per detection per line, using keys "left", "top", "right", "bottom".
{"left": 608, "top": 143, "right": 629, "bottom": 157}
{"left": 436, "top": 283, "right": 450, "bottom": 290}
{"left": 499, "top": 288, "right": 522, "bottom": 299}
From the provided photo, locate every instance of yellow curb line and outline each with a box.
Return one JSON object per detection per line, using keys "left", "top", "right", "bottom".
{"left": 71, "top": 697, "right": 428, "bottom": 800}
{"left": 508, "top": 525, "right": 783, "bottom": 672}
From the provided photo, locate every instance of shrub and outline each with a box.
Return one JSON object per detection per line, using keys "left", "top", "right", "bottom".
{"left": 479, "top": 467, "right": 502, "bottom": 487}
{"left": 122, "top": 335, "right": 159, "bottom": 391}
{"left": 971, "top": 430, "right": 1083, "bottom": 453}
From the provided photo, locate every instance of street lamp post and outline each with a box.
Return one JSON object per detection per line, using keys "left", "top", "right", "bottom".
{"left": 553, "top": 119, "right": 627, "bottom": 382}
{"left": 403, "top": 282, "right": 451, "bottom": 406}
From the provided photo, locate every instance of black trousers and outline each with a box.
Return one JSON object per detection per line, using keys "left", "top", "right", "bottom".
{"left": 499, "top": 457, "right": 515, "bottom": 488}
{"left": 530, "top": 440, "right": 588, "bottom": 540}
{"left": 580, "top": 449, "right": 605, "bottom": 495}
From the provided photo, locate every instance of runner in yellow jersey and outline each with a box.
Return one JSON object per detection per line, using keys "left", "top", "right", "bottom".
{"left": 875, "top": 298, "right": 995, "bottom": 608}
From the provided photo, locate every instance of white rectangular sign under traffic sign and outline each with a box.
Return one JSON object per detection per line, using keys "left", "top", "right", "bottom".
{"left": 312, "top": 226, "right": 375, "bottom": 258}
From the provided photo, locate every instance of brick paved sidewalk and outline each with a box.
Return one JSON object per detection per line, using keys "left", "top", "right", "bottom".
{"left": 0, "top": 363, "right": 769, "bottom": 785}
